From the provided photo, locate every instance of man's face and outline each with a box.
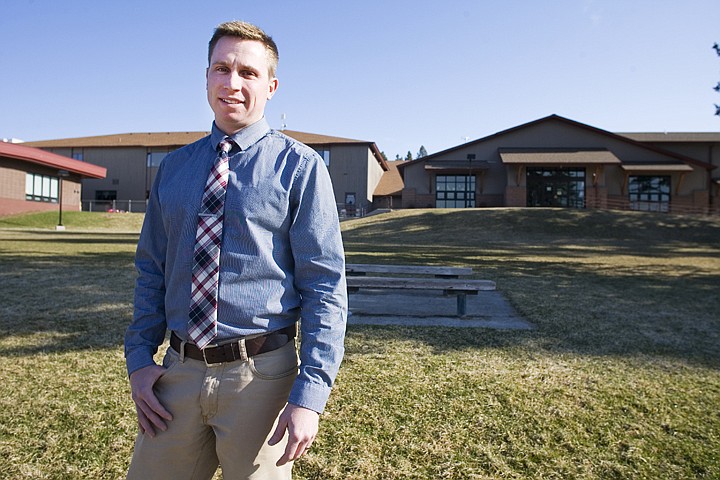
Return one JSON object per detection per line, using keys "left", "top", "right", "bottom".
{"left": 207, "top": 37, "right": 278, "bottom": 134}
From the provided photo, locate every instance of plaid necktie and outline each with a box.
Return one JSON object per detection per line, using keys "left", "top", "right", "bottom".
{"left": 188, "top": 138, "right": 232, "bottom": 348}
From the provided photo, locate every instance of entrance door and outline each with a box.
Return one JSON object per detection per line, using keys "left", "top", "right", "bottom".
{"left": 526, "top": 167, "right": 586, "bottom": 208}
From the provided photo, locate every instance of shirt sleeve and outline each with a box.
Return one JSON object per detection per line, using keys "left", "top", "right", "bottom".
{"left": 286, "top": 152, "right": 347, "bottom": 413}
{"left": 124, "top": 164, "right": 169, "bottom": 377}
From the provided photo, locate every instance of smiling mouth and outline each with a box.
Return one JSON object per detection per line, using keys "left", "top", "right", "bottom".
{"left": 221, "top": 98, "right": 242, "bottom": 105}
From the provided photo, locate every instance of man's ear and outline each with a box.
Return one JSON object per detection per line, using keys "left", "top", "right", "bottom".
{"left": 267, "top": 77, "right": 279, "bottom": 100}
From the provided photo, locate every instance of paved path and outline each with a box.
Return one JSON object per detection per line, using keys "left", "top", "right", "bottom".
{"left": 347, "top": 289, "right": 534, "bottom": 329}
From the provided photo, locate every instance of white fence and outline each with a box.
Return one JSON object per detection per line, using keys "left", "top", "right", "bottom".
{"left": 82, "top": 199, "right": 148, "bottom": 213}
{"left": 82, "top": 200, "right": 372, "bottom": 217}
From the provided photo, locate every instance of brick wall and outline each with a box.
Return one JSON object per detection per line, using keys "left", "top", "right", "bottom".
{"left": 504, "top": 186, "right": 526, "bottom": 207}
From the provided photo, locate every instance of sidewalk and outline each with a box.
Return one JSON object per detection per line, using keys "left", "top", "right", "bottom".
{"left": 347, "top": 289, "right": 534, "bottom": 329}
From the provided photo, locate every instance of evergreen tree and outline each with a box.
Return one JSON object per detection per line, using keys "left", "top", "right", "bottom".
{"left": 405, "top": 151, "right": 413, "bottom": 161}
{"left": 417, "top": 145, "right": 428, "bottom": 158}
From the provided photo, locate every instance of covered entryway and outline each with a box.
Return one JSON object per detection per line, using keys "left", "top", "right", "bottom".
{"left": 500, "top": 149, "right": 622, "bottom": 209}
{"left": 527, "top": 167, "right": 586, "bottom": 208}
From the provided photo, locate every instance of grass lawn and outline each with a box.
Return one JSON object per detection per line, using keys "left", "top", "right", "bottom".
{"left": 0, "top": 209, "right": 718, "bottom": 479}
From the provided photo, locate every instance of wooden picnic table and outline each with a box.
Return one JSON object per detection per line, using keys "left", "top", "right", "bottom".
{"left": 345, "top": 263, "right": 495, "bottom": 316}
{"left": 346, "top": 263, "right": 473, "bottom": 278}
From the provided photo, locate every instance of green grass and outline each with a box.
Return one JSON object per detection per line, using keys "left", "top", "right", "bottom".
{"left": 0, "top": 210, "right": 145, "bottom": 231}
{"left": 1, "top": 208, "right": 718, "bottom": 479}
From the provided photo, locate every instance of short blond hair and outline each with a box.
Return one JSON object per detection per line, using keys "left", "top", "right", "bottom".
{"left": 208, "top": 21, "right": 279, "bottom": 77}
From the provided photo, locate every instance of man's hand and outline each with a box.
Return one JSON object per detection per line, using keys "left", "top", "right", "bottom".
{"left": 129, "top": 364, "right": 173, "bottom": 437}
{"left": 268, "top": 404, "right": 319, "bottom": 466}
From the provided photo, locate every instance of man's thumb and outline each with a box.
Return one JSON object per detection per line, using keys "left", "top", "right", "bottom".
{"left": 268, "top": 416, "right": 287, "bottom": 446}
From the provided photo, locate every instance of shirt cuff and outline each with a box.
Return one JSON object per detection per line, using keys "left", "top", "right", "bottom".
{"left": 125, "top": 347, "right": 157, "bottom": 377}
{"left": 288, "top": 378, "right": 333, "bottom": 414}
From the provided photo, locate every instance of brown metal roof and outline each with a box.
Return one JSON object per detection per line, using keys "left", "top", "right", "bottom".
{"left": 620, "top": 132, "right": 720, "bottom": 143}
{"left": 23, "top": 128, "right": 388, "bottom": 171}
{"left": 373, "top": 160, "right": 406, "bottom": 196}
{"left": 280, "top": 130, "right": 369, "bottom": 145}
{"left": 499, "top": 149, "right": 622, "bottom": 165}
{"left": 25, "top": 129, "right": 371, "bottom": 148}
{"left": 281, "top": 130, "right": 388, "bottom": 171}
{"left": 24, "top": 132, "right": 209, "bottom": 148}
{"left": 0, "top": 142, "right": 106, "bottom": 179}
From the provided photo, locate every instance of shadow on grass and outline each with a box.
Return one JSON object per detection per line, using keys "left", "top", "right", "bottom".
{"left": 341, "top": 251, "right": 720, "bottom": 369}
{"left": 2, "top": 209, "right": 719, "bottom": 371}
{"left": 0, "top": 230, "right": 140, "bottom": 245}
{"left": 4, "top": 246, "right": 717, "bottom": 370}
{"left": 0, "top": 253, "right": 135, "bottom": 357}
{"left": 342, "top": 209, "right": 720, "bottom": 369}
{"left": 343, "top": 209, "right": 720, "bottom": 251}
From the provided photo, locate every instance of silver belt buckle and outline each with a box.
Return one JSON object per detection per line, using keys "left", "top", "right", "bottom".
{"left": 201, "top": 346, "right": 215, "bottom": 367}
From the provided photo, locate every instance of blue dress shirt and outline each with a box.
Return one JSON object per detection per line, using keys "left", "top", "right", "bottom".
{"left": 124, "top": 118, "right": 347, "bottom": 413}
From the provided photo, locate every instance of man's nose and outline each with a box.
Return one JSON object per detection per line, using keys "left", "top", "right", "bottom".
{"left": 226, "top": 71, "right": 242, "bottom": 90}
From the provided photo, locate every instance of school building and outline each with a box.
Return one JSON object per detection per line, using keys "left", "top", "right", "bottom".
{"left": 18, "top": 114, "right": 720, "bottom": 217}
{"left": 398, "top": 115, "right": 719, "bottom": 214}
{"left": 0, "top": 141, "right": 106, "bottom": 216}
{"left": 25, "top": 130, "right": 389, "bottom": 215}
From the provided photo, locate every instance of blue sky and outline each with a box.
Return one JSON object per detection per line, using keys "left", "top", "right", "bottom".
{"left": 1, "top": 0, "right": 718, "bottom": 159}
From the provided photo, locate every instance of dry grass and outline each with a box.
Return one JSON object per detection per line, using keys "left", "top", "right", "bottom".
{"left": 0, "top": 209, "right": 719, "bottom": 479}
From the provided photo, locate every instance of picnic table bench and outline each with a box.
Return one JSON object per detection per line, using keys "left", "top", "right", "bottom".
{"left": 346, "top": 263, "right": 473, "bottom": 278}
{"left": 345, "top": 264, "right": 496, "bottom": 316}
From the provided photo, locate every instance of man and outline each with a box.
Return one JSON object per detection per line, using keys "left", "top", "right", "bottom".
{"left": 124, "top": 21, "right": 347, "bottom": 479}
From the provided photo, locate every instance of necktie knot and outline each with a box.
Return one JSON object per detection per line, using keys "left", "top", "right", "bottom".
{"left": 219, "top": 138, "right": 233, "bottom": 155}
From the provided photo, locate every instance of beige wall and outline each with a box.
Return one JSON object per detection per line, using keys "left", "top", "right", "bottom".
{"left": 82, "top": 147, "right": 148, "bottom": 201}
{"left": 326, "top": 144, "right": 383, "bottom": 209}
{"left": 366, "top": 151, "right": 385, "bottom": 206}
{"left": 44, "top": 146, "right": 145, "bottom": 202}
{"left": 44, "top": 146, "right": 175, "bottom": 212}
{"left": 641, "top": 142, "right": 720, "bottom": 171}
{"left": 41, "top": 142, "right": 385, "bottom": 214}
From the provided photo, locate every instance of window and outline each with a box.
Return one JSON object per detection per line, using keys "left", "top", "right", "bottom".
{"left": 314, "top": 148, "right": 330, "bottom": 167}
{"left": 95, "top": 190, "right": 117, "bottom": 201}
{"left": 25, "top": 173, "right": 59, "bottom": 202}
{"left": 436, "top": 175, "right": 475, "bottom": 208}
{"left": 629, "top": 176, "right": 670, "bottom": 212}
{"left": 527, "top": 167, "right": 585, "bottom": 208}
{"left": 71, "top": 149, "right": 83, "bottom": 161}
{"left": 147, "top": 152, "right": 168, "bottom": 167}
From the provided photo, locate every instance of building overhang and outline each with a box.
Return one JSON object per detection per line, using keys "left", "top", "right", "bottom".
{"left": 424, "top": 160, "right": 491, "bottom": 174}
{"left": 499, "top": 149, "right": 622, "bottom": 165}
{"left": 0, "top": 142, "right": 106, "bottom": 179}
{"left": 620, "top": 164, "right": 693, "bottom": 173}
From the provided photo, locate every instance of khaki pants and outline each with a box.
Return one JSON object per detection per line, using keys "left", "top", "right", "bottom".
{"left": 127, "top": 340, "right": 298, "bottom": 480}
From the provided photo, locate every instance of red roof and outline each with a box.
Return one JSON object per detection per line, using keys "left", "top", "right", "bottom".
{"left": 0, "top": 142, "right": 106, "bottom": 179}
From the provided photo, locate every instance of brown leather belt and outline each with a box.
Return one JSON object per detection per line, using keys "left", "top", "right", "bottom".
{"left": 170, "top": 325, "right": 296, "bottom": 365}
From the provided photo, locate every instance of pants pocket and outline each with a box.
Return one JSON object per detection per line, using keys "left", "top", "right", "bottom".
{"left": 248, "top": 341, "right": 299, "bottom": 380}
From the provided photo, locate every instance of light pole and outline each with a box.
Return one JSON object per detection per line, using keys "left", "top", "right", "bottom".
{"left": 466, "top": 154, "right": 476, "bottom": 208}
{"left": 57, "top": 170, "right": 70, "bottom": 230}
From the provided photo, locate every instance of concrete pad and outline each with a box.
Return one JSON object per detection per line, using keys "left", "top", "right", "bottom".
{"left": 347, "top": 289, "right": 534, "bottom": 329}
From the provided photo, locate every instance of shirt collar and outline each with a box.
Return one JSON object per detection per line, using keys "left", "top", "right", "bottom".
{"left": 210, "top": 117, "right": 271, "bottom": 152}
